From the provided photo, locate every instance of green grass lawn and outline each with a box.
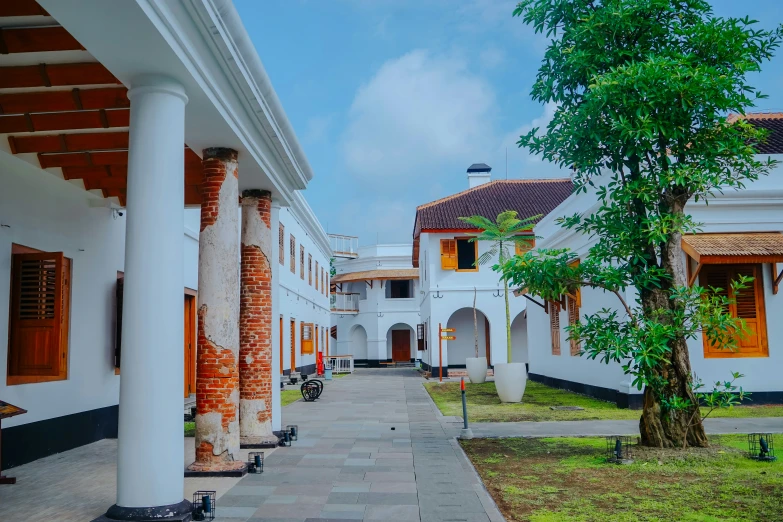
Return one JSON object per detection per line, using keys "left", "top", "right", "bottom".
{"left": 281, "top": 389, "right": 301, "bottom": 406}
{"left": 184, "top": 421, "right": 194, "bottom": 437}
{"left": 425, "top": 381, "right": 783, "bottom": 422}
{"left": 462, "top": 435, "right": 783, "bottom": 521}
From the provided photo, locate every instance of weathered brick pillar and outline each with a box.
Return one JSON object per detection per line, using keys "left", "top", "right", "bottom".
{"left": 239, "top": 189, "right": 275, "bottom": 445}
{"left": 188, "top": 147, "right": 244, "bottom": 473}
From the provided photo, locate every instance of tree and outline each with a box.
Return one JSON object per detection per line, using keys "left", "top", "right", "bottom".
{"left": 459, "top": 211, "right": 537, "bottom": 363}
{"left": 508, "top": 0, "right": 781, "bottom": 447}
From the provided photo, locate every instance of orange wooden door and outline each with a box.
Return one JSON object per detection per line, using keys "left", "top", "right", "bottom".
{"left": 279, "top": 316, "right": 284, "bottom": 374}
{"left": 183, "top": 294, "right": 196, "bottom": 397}
{"left": 392, "top": 330, "right": 410, "bottom": 362}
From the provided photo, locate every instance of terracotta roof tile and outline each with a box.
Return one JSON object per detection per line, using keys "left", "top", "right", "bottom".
{"left": 682, "top": 233, "right": 783, "bottom": 261}
{"left": 728, "top": 112, "right": 783, "bottom": 154}
{"left": 413, "top": 179, "right": 573, "bottom": 237}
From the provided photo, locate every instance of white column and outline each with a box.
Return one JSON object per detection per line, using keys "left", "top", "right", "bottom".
{"left": 270, "top": 201, "right": 282, "bottom": 431}
{"left": 117, "top": 76, "right": 187, "bottom": 509}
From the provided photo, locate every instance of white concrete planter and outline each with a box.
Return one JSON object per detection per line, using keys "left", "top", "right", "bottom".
{"left": 494, "top": 362, "right": 527, "bottom": 403}
{"left": 465, "top": 357, "right": 488, "bottom": 384}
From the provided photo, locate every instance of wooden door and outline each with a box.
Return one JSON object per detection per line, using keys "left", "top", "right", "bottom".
{"left": 183, "top": 294, "right": 196, "bottom": 397}
{"left": 392, "top": 330, "right": 410, "bottom": 362}
{"left": 279, "top": 316, "right": 284, "bottom": 374}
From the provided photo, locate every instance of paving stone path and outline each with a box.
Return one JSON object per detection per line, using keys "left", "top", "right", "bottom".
{"left": 214, "top": 368, "right": 503, "bottom": 522}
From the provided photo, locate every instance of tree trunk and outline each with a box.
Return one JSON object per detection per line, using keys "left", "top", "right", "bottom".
{"left": 504, "top": 277, "right": 512, "bottom": 363}
{"left": 638, "top": 224, "right": 708, "bottom": 448}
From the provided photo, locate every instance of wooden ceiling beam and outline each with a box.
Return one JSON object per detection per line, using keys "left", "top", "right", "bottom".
{"left": 0, "top": 0, "right": 48, "bottom": 17}
{"left": 0, "top": 63, "right": 119, "bottom": 89}
{"left": 38, "top": 148, "right": 198, "bottom": 169}
{"left": 0, "top": 108, "right": 129, "bottom": 133}
{"left": 0, "top": 87, "right": 129, "bottom": 115}
{"left": 0, "top": 27, "right": 83, "bottom": 54}
{"left": 9, "top": 131, "right": 129, "bottom": 154}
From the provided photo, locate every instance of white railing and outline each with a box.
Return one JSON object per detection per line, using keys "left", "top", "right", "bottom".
{"left": 331, "top": 292, "right": 359, "bottom": 313}
{"left": 328, "top": 355, "right": 354, "bottom": 374}
{"left": 329, "top": 234, "right": 359, "bottom": 258}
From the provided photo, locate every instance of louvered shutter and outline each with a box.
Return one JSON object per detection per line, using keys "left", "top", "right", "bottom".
{"left": 549, "top": 300, "right": 561, "bottom": 355}
{"left": 440, "top": 239, "right": 457, "bottom": 270}
{"left": 515, "top": 237, "right": 536, "bottom": 255}
{"left": 9, "top": 252, "right": 64, "bottom": 376}
{"left": 567, "top": 295, "right": 580, "bottom": 355}
{"left": 115, "top": 277, "right": 124, "bottom": 368}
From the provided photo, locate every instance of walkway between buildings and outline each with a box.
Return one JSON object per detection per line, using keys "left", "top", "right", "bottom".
{"left": 215, "top": 368, "right": 504, "bottom": 522}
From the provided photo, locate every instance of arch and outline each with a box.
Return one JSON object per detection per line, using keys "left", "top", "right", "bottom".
{"left": 446, "top": 307, "right": 490, "bottom": 366}
{"left": 510, "top": 310, "right": 528, "bottom": 364}
{"left": 386, "top": 322, "right": 416, "bottom": 362}
{"left": 350, "top": 324, "right": 368, "bottom": 360}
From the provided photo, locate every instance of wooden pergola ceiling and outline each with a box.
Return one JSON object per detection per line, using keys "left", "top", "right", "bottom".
{"left": 0, "top": 0, "right": 203, "bottom": 207}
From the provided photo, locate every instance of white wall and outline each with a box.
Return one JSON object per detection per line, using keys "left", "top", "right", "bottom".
{"left": 527, "top": 163, "right": 783, "bottom": 395}
{"left": 274, "top": 203, "right": 331, "bottom": 373}
{"left": 0, "top": 152, "right": 199, "bottom": 428}
{"left": 445, "top": 308, "right": 489, "bottom": 366}
{"left": 418, "top": 232, "right": 527, "bottom": 369}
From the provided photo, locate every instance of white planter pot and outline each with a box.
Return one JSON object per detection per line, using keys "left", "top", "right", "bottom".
{"left": 465, "top": 357, "right": 488, "bottom": 384}
{"left": 494, "top": 362, "right": 527, "bottom": 403}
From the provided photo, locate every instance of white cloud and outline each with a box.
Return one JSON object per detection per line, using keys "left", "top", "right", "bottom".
{"left": 479, "top": 46, "right": 505, "bottom": 69}
{"left": 341, "top": 50, "right": 496, "bottom": 187}
{"left": 303, "top": 115, "right": 333, "bottom": 144}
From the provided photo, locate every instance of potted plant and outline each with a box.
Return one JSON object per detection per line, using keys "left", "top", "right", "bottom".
{"left": 465, "top": 287, "right": 487, "bottom": 383}
{"left": 458, "top": 211, "right": 537, "bottom": 402}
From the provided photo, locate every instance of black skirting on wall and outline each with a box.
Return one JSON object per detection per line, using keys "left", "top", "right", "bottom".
{"left": 1, "top": 404, "right": 119, "bottom": 469}
{"left": 420, "top": 361, "right": 448, "bottom": 378}
{"left": 529, "top": 373, "right": 644, "bottom": 410}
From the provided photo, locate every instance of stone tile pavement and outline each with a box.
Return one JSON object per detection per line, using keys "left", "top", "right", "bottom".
{"left": 211, "top": 368, "right": 503, "bottom": 522}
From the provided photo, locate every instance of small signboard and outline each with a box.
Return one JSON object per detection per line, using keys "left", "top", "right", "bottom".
{"left": 441, "top": 335, "right": 456, "bottom": 341}
{"left": 441, "top": 327, "right": 456, "bottom": 333}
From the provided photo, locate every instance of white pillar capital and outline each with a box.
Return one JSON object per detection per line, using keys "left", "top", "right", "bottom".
{"left": 128, "top": 75, "right": 188, "bottom": 104}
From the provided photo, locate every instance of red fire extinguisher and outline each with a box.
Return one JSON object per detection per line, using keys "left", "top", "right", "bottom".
{"left": 316, "top": 351, "right": 324, "bottom": 376}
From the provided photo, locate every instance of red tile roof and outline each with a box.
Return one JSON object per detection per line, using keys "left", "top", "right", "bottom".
{"left": 728, "top": 112, "right": 783, "bottom": 154}
{"left": 413, "top": 179, "right": 574, "bottom": 238}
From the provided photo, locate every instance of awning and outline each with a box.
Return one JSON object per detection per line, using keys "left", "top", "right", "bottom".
{"left": 331, "top": 269, "right": 419, "bottom": 284}
{"left": 681, "top": 233, "right": 783, "bottom": 292}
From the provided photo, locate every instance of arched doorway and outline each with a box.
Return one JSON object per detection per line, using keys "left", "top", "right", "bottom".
{"left": 350, "top": 324, "right": 368, "bottom": 360}
{"left": 510, "top": 310, "right": 528, "bottom": 364}
{"left": 386, "top": 323, "right": 415, "bottom": 362}
{"left": 446, "top": 307, "right": 490, "bottom": 366}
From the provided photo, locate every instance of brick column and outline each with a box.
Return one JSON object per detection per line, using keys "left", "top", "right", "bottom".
{"left": 239, "top": 190, "right": 275, "bottom": 445}
{"left": 188, "top": 148, "right": 244, "bottom": 474}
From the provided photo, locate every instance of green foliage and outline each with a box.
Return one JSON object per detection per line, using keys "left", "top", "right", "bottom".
{"left": 507, "top": 0, "right": 782, "bottom": 437}
{"left": 458, "top": 211, "right": 538, "bottom": 362}
{"left": 329, "top": 257, "right": 337, "bottom": 277}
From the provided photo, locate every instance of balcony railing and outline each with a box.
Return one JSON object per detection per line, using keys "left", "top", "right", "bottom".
{"left": 329, "top": 234, "right": 359, "bottom": 258}
{"left": 330, "top": 292, "right": 359, "bottom": 313}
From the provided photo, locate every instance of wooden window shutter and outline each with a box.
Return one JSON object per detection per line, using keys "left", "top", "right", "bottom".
{"left": 515, "top": 237, "right": 536, "bottom": 256}
{"left": 440, "top": 239, "right": 457, "bottom": 270}
{"left": 279, "top": 224, "right": 285, "bottom": 265}
{"left": 290, "top": 235, "right": 296, "bottom": 273}
{"left": 300, "top": 245, "right": 305, "bottom": 279}
{"left": 308, "top": 254, "right": 313, "bottom": 285}
{"left": 567, "top": 295, "right": 580, "bottom": 356}
{"left": 315, "top": 261, "right": 319, "bottom": 290}
{"left": 115, "top": 276, "right": 124, "bottom": 369}
{"left": 549, "top": 300, "right": 561, "bottom": 355}
{"left": 9, "top": 252, "right": 65, "bottom": 377}
{"left": 302, "top": 323, "right": 314, "bottom": 354}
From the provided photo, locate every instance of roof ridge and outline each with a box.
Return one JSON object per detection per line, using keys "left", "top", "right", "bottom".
{"left": 727, "top": 111, "right": 783, "bottom": 122}
{"left": 416, "top": 178, "right": 572, "bottom": 211}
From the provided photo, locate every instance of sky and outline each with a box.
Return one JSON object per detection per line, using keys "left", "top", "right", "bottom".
{"left": 234, "top": 0, "right": 783, "bottom": 245}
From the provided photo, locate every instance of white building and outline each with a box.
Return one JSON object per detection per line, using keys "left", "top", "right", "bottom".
{"left": 275, "top": 196, "right": 331, "bottom": 378}
{"left": 413, "top": 164, "right": 573, "bottom": 377}
{"left": 525, "top": 113, "right": 783, "bottom": 407}
{"left": 0, "top": 1, "right": 327, "bottom": 519}
{"left": 330, "top": 243, "right": 421, "bottom": 366}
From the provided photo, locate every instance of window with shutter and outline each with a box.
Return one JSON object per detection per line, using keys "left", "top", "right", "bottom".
{"left": 290, "top": 235, "right": 296, "bottom": 274}
{"left": 308, "top": 255, "right": 313, "bottom": 285}
{"left": 315, "top": 261, "right": 319, "bottom": 290}
{"left": 417, "top": 324, "right": 425, "bottom": 351}
{"left": 300, "top": 245, "right": 305, "bottom": 279}
{"left": 279, "top": 224, "right": 285, "bottom": 265}
{"left": 567, "top": 295, "right": 580, "bottom": 355}
{"left": 440, "top": 239, "right": 457, "bottom": 270}
{"left": 515, "top": 236, "right": 536, "bottom": 255}
{"left": 8, "top": 250, "right": 71, "bottom": 385}
{"left": 301, "top": 322, "right": 314, "bottom": 354}
{"left": 549, "top": 300, "right": 561, "bottom": 355}
{"left": 701, "top": 264, "right": 767, "bottom": 358}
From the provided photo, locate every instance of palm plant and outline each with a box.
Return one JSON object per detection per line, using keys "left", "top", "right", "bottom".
{"left": 458, "top": 211, "right": 539, "bottom": 363}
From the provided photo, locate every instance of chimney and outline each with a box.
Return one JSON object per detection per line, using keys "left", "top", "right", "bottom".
{"left": 467, "top": 163, "right": 491, "bottom": 188}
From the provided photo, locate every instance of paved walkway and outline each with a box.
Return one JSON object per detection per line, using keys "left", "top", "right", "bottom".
{"left": 214, "top": 368, "right": 503, "bottom": 522}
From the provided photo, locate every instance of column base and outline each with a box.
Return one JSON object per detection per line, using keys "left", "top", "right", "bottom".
{"left": 240, "top": 435, "right": 280, "bottom": 449}
{"left": 184, "top": 461, "right": 247, "bottom": 478}
{"left": 92, "top": 500, "right": 192, "bottom": 521}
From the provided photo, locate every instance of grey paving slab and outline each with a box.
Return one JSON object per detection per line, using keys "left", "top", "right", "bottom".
{"left": 214, "top": 368, "right": 506, "bottom": 522}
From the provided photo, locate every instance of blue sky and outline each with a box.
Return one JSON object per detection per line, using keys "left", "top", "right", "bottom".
{"left": 234, "top": 0, "right": 783, "bottom": 245}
